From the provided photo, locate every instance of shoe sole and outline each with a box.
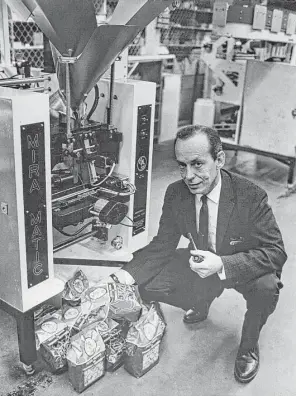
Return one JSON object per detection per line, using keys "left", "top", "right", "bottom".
{"left": 234, "top": 363, "right": 259, "bottom": 384}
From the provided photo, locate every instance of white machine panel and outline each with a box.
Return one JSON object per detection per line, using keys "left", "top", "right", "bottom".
{"left": 0, "top": 88, "right": 64, "bottom": 312}
{"left": 240, "top": 61, "right": 296, "bottom": 157}
{"left": 158, "top": 73, "right": 181, "bottom": 143}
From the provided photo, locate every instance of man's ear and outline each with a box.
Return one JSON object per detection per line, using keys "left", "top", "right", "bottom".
{"left": 216, "top": 150, "right": 225, "bottom": 169}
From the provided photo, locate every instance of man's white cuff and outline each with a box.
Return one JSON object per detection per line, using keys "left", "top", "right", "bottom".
{"left": 217, "top": 259, "right": 226, "bottom": 280}
{"left": 114, "top": 269, "right": 136, "bottom": 285}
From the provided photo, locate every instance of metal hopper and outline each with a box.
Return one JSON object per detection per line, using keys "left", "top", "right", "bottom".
{"left": 51, "top": 0, "right": 174, "bottom": 109}
{"left": 53, "top": 24, "right": 141, "bottom": 109}
{"left": 21, "top": 0, "right": 97, "bottom": 57}
{"left": 6, "top": 0, "right": 174, "bottom": 115}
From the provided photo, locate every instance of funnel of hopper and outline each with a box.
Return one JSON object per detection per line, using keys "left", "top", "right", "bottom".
{"left": 10, "top": 0, "right": 175, "bottom": 111}
{"left": 21, "top": 0, "right": 97, "bottom": 57}
{"left": 54, "top": 24, "right": 141, "bottom": 109}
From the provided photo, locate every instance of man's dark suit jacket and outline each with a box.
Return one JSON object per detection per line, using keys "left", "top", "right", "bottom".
{"left": 124, "top": 169, "right": 287, "bottom": 287}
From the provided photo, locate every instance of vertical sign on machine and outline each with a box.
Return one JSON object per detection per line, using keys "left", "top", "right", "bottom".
{"left": 133, "top": 105, "right": 152, "bottom": 236}
{"left": 21, "top": 123, "right": 49, "bottom": 288}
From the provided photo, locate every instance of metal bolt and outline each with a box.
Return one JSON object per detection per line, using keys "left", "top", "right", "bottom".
{"left": 100, "top": 93, "right": 105, "bottom": 97}
{"left": 113, "top": 95, "right": 118, "bottom": 100}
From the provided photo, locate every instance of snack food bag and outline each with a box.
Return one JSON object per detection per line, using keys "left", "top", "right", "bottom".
{"left": 62, "top": 298, "right": 108, "bottom": 336}
{"left": 68, "top": 285, "right": 110, "bottom": 334}
{"left": 85, "top": 285, "right": 110, "bottom": 306}
{"left": 62, "top": 269, "right": 89, "bottom": 306}
{"left": 34, "top": 305, "right": 58, "bottom": 321}
{"left": 107, "top": 283, "right": 142, "bottom": 322}
{"left": 35, "top": 310, "right": 67, "bottom": 350}
{"left": 96, "top": 318, "right": 128, "bottom": 372}
{"left": 35, "top": 309, "right": 71, "bottom": 372}
{"left": 105, "top": 334, "right": 126, "bottom": 372}
{"left": 95, "top": 317, "right": 120, "bottom": 342}
{"left": 62, "top": 304, "right": 82, "bottom": 328}
{"left": 39, "top": 327, "right": 71, "bottom": 373}
{"left": 124, "top": 303, "right": 166, "bottom": 378}
{"left": 67, "top": 323, "right": 106, "bottom": 393}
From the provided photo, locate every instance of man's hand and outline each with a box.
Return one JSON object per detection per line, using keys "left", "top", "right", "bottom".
{"left": 189, "top": 250, "right": 223, "bottom": 278}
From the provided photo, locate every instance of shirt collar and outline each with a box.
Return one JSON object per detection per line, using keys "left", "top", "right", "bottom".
{"left": 196, "top": 172, "right": 222, "bottom": 204}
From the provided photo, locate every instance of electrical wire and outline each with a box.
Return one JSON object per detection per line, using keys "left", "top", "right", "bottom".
{"left": 91, "top": 162, "right": 116, "bottom": 187}
{"left": 54, "top": 220, "right": 94, "bottom": 237}
{"left": 125, "top": 182, "right": 136, "bottom": 194}
{"left": 125, "top": 215, "right": 134, "bottom": 224}
{"left": 93, "top": 183, "right": 135, "bottom": 197}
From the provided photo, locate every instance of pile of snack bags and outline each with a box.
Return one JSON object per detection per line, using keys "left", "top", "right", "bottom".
{"left": 34, "top": 269, "right": 166, "bottom": 393}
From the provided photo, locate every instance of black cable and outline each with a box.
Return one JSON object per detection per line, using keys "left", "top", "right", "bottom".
{"left": 125, "top": 215, "right": 134, "bottom": 224}
{"left": 119, "top": 222, "right": 134, "bottom": 228}
{"left": 54, "top": 220, "right": 94, "bottom": 237}
{"left": 86, "top": 84, "right": 99, "bottom": 122}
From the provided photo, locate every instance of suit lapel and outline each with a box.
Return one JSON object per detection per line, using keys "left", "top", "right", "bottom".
{"left": 180, "top": 183, "right": 199, "bottom": 245}
{"left": 216, "top": 171, "right": 235, "bottom": 252}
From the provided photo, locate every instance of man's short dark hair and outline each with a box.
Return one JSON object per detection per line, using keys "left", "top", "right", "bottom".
{"left": 174, "top": 125, "right": 223, "bottom": 160}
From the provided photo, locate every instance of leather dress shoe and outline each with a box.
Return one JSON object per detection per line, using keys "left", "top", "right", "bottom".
{"left": 183, "top": 304, "right": 209, "bottom": 324}
{"left": 234, "top": 344, "right": 260, "bottom": 384}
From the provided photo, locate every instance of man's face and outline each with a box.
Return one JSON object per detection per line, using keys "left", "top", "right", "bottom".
{"left": 189, "top": 48, "right": 200, "bottom": 62}
{"left": 175, "top": 133, "right": 225, "bottom": 195}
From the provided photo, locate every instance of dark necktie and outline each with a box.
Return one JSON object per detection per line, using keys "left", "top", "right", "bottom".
{"left": 199, "top": 195, "right": 209, "bottom": 250}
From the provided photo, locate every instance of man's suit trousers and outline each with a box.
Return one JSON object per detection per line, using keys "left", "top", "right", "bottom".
{"left": 138, "top": 249, "right": 282, "bottom": 353}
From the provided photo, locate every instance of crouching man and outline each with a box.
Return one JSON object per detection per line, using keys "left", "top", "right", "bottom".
{"left": 109, "top": 125, "right": 287, "bottom": 383}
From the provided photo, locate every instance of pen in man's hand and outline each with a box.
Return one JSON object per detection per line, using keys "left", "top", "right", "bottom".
{"left": 187, "top": 232, "right": 204, "bottom": 263}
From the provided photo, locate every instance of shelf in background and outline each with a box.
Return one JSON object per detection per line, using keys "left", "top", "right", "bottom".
{"left": 171, "top": 8, "right": 213, "bottom": 13}
{"left": 170, "top": 25, "right": 212, "bottom": 31}
{"left": 166, "top": 44, "right": 202, "bottom": 47}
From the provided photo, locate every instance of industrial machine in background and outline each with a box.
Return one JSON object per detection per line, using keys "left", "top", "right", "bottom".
{"left": 197, "top": 0, "right": 296, "bottom": 184}
{"left": 0, "top": 0, "right": 174, "bottom": 373}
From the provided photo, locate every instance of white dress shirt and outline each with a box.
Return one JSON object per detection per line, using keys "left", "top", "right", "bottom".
{"left": 195, "top": 173, "right": 226, "bottom": 280}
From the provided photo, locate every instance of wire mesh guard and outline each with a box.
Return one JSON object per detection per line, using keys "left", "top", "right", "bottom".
{"left": 6, "top": 0, "right": 213, "bottom": 68}
{"left": 159, "top": 0, "right": 213, "bottom": 61}
{"left": 10, "top": 19, "right": 44, "bottom": 68}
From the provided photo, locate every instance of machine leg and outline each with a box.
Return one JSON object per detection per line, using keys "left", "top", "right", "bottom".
{"left": 288, "top": 159, "right": 296, "bottom": 185}
{"left": 16, "top": 311, "right": 37, "bottom": 373}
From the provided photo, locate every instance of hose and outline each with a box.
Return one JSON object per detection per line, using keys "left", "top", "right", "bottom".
{"left": 91, "top": 162, "right": 116, "bottom": 187}
{"left": 86, "top": 84, "right": 100, "bottom": 122}
{"left": 54, "top": 220, "right": 94, "bottom": 237}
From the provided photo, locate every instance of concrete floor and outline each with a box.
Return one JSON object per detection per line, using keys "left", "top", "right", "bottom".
{"left": 2, "top": 143, "right": 296, "bottom": 396}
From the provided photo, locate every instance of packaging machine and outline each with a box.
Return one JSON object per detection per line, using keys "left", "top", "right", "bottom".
{"left": 0, "top": 0, "right": 174, "bottom": 373}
